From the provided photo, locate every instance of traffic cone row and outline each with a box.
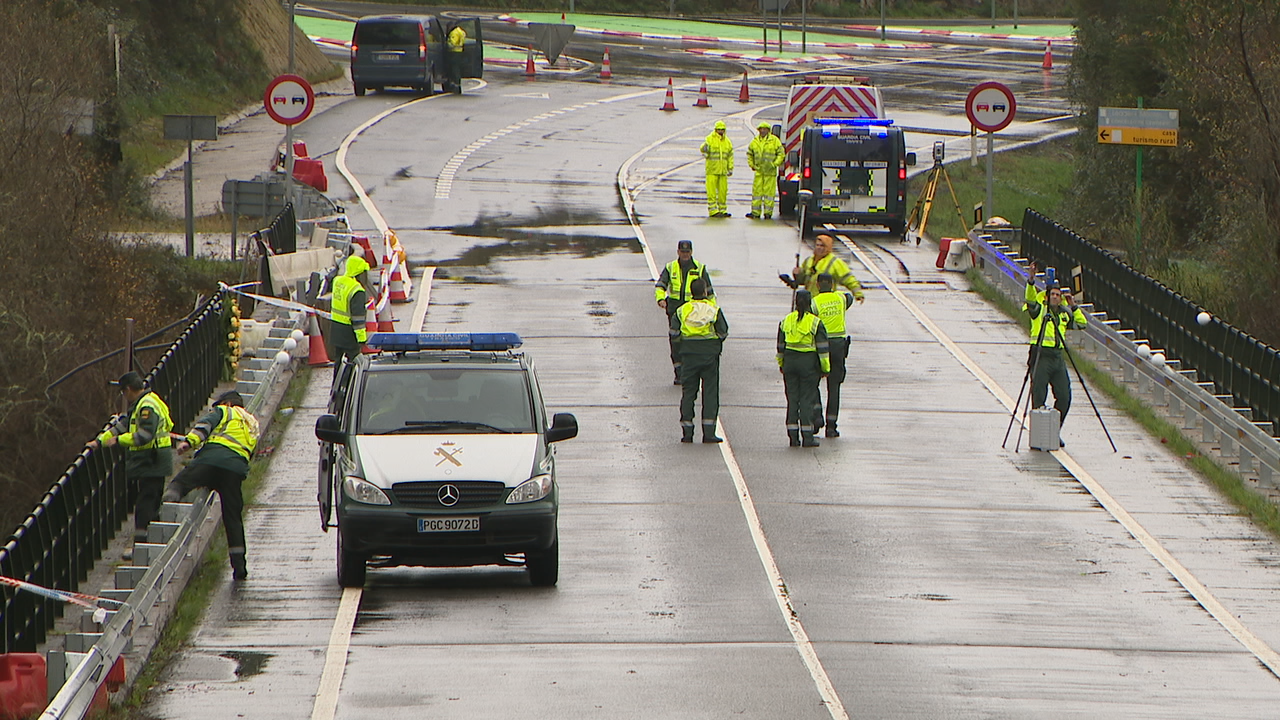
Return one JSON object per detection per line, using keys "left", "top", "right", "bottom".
{"left": 525, "top": 46, "right": 536, "bottom": 78}
{"left": 660, "top": 78, "right": 677, "bottom": 112}
{"left": 599, "top": 46, "right": 612, "bottom": 80}
{"left": 693, "top": 76, "right": 710, "bottom": 108}
{"left": 738, "top": 72, "right": 750, "bottom": 103}
{"left": 1042, "top": 41, "right": 1053, "bottom": 70}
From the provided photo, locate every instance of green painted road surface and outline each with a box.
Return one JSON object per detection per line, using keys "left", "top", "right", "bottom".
{"left": 503, "top": 12, "right": 893, "bottom": 48}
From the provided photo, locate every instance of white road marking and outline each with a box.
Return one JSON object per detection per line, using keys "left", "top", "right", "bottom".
{"left": 409, "top": 266, "right": 436, "bottom": 333}
{"left": 836, "top": 232, "right": 1280, "bottom": 679}
{"left": 309, "top": 587, "right": 362, "bottom": 720}
{"left": 622, "top": 131, "right": 850, "bottom": 720}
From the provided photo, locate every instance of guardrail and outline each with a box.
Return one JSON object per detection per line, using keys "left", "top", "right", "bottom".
{"left": 969, "top": 229, "right": 1280, "bottom": 489}
{"left": 38, "top": 307, "right": 308, "bottom": 719}
{"left": 0, "top": 293, "right": 226, "bottom": 656}
{"left": 1020, "top": 210, "right": 1280, "bottom": 438}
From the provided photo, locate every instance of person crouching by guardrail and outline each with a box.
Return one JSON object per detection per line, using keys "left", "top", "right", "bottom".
{"left": 1023, "top": 264, "right": 1088, "bottom": 436}
{"left": 164, "top": 391, "right": 260, "bottom": 581}
{"left": 86, "top": 371, "right": 175, "bottom": 562}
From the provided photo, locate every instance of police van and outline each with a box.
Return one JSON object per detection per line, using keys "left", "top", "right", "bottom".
{"left": 795, "top": 118, "right": 916, "bottom": 238}
{"left": 314, "top": 332, "right": 578, "bottom": 587}
{"left": 350, "top": 15, "right": 483, "bottom": 96}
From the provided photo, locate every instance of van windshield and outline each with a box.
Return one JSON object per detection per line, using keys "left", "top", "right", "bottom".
{"left": 356, "top": 22, "right": 420, "bottom": 46}
{"left": 356, "top": 368, "right": 535, "bottom": 434}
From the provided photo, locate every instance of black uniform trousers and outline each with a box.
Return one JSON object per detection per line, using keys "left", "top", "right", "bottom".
{"left": 132, "top": 471, "right": 166, "bottom": 542}
{"left": 782, "top": 349, "right": 822, "bottom": 432}
{"left": 330, "top": 321, "right": 362, "bottom": 378}
{"left": 1030, "top": 346, "right": 1071, "bottom": 423}
{"left": 167, "top": 463, "right": 248, "bottom": 555}
{"left": 666, "top": 301, "right": 686, "bottom": 377}
{"left": 679, "top": 342, "right": 721, "bottom": 436}
{"left": 814, "top": 336, "right": 849, "bottom": 428}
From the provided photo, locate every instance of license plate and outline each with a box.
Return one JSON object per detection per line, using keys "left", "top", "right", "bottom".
{"left": 374, "top": 52, "right": 400, "bottom": 63}
{"left": 418, "top": 517, "right": 479, "bottom": 532}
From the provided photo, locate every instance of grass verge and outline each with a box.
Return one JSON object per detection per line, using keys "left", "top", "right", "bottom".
{"left": 965, "top": 267, "right": 1280, "bottom": 541}
{"left": 103, "top": 364, "right": 313, "bottom": 719}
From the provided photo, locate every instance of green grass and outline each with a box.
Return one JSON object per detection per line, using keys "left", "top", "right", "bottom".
{"left": 103, "top": 365, "right": 312, "bottom": 719}
{"left": 965, "top": 267, "right": 1280, "bottom": 541}
{"left": 910, "top": 137, "right": 1074, "bottom": 234}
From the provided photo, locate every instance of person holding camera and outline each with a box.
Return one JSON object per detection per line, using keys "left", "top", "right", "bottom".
{"left": 1024, "top": 262, "right": 1089, "bottom": 432}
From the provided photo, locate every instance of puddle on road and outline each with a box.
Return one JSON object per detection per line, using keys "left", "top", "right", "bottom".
{"left": 219, "top": 650, "right": 271, "bottom": 679}
{"left": 428, "top": 206, "right": 641, "bottom": 271}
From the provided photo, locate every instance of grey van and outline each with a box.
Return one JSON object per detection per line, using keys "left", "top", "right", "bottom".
{"left": 350, "top": 15, "right": 484, "bottom": 96}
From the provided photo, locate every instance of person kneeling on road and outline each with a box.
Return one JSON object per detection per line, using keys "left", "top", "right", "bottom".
{"left": 164, "top": 391, "right": 260, "bottom": 581}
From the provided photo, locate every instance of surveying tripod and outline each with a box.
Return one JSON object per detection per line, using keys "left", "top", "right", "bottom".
{"left": 904, "top": 141, "right": 969, "bottom": 245}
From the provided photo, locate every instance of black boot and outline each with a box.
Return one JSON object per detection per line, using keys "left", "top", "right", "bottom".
{"left": 702, "top": 421, "right": 722, "bottom": 443}
{"left": 681, "top": 425, "right": 695, "bottom": 443}
{"left": 788, "top": 430, "right": 800, "bottom": 447}
{"left": 801, "top": 432, "right": 820, "bottom": 447}
{"left": 825, "top": 424, "right": 840, "bottom": 438}
{"left": 230, "top": 553, "right": 248, "bottom": 581}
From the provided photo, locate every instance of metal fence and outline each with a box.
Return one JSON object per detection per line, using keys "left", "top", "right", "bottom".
{"left": 0, "top": 292, "right": 228, "bottom": 654}
{"left": 1021, "top": 209, "right": 1280, "bottom": 437}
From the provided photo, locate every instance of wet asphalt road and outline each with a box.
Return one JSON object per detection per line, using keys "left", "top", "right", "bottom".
{"left": 143, "top": 52, "right": 1280, "bottom": 718}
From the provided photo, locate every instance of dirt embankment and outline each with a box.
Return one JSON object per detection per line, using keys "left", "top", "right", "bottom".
{"left": 239, "top": 0, "right": 342, "bottom": 82}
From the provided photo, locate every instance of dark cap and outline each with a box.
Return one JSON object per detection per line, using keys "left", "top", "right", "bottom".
{"left": 215, "top": 390, "right": 245, "bottom": 407}
{"left": 113, "top": 371, "right": 145, "bottom": 390}
{"left": 677, "top": 240, "right": 693, "bottom": 251}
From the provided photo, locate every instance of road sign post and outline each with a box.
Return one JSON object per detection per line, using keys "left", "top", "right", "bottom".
{"left": 1097, "top": 103, "right": 1179, "bottom": 248}
{"left": 965, "top": 82, "right": 1016, "bottom": 227}
{"left": 264, "top": 74, "right": 315, "bottom": 219}
{"left": 163, "top": 115, "right": 218, "bottom": 257}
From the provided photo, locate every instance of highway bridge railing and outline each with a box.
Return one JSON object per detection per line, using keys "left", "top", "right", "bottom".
{"left": 0, "top": 291, "right": 228, "bottom": 655}
{"left": 967, "top": 221, "right": 1280, "bottom": 490}
{"left": 1019, "top": 209, "right": 1279, "bottom": 439}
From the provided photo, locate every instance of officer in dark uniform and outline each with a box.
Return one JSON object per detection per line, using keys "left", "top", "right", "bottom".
{"left": 777, "top": 290, "right": 830, "bottom": 447}
{"left": 670, "top": 278, "right": 728, "bottom": 443}
{"left": 656, "top": 240, "right": 713, "bottom": 384}
{"left": 165, "top": 391, "right": 260, "bottom": 580}
{"left": 86, "top": 372, "right": 174, "bottom": 557}
{"left": 811, "top": 273, "right": 855, "bottom": 437}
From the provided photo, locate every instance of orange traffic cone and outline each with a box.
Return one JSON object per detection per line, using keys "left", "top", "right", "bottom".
{"left": 693, "top": 76, "right": 711, "bottom": 108}
{"left": 525, "top": 46, "right": 536, "bottom": 78}
{"left": 737, "top": 72, "right": 750, "bottom": 103}
{"left": 600, "top": 46, "right": 612, "bottom": 80}
{"left": 388, "top": 262, "right": 408, "bottom": 302}
{"left": 660, "top": 78, "right": 677, "bottom": 112}
{"left": 353, "top": 235, "right": 377, "bottom": 269}
{"left": 306, "top": 312, "right": 331, "bottom": 367}
{"left": 375, "top": 295, "right": 397, "bottom": 332}
{"left": 1042, "top": 41, "right": 1053, "bottom": 70}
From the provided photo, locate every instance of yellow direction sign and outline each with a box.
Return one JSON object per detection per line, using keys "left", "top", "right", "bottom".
{"left": 1097, "top": 127, "right": 1178, "bottom": 147}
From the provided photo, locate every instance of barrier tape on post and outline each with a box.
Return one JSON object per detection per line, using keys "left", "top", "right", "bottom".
{"left": 0, "top": 577, "right": 122, "bottom": 614}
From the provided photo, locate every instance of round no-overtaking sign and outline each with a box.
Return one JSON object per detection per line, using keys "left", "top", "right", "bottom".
{"left": 965, "top": 82, "right": 1016, "bottom": 133}
{"left": 264, "top": 74, "right": 315, "bottom": 126}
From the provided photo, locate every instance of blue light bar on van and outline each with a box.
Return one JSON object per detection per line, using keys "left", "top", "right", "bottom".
{"left": 366, "top": 332, "right": 523, "bottom": 352}
{"left": 813, "top": 117, "right": 893, "bottom": 126}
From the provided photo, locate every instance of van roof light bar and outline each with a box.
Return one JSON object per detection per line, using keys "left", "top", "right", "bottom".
{"left": 366, "top": 332, "right": 523, "bottom": 352}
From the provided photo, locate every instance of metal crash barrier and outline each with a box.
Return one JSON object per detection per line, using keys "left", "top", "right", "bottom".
{"left": 969, "top": 220, "right": 1280, "bottom": 489}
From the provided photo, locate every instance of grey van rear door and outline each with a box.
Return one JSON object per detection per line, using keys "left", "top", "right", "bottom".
{"left": 449, "top": 18, "right": 483, "bottom": 78}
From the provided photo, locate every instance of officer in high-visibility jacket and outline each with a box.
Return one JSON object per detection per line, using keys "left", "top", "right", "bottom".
{"left": 447, "top": 24, "right": 467, "bottom": 94}
{"left": 656, "top": 240, "right": 715, "bottom": 384}
{"left": 330, "top": 254, "right": 371, "bottom": 377}
{"left": 1023, "top": 273, "right": 1088, "bottom": 433}
{"left": 86, "top": 371, "right": 174, "bottom": 555}
{"left": 165, "top": 390, "right": 260, "bottom": 580}
{"left": 777, "top": 290, "right": 830, "bottom": 447}
{"left": 669, "top": 278, "right": 728, "bottom": 444}
{"left": 811, "top": 273, "right": 855, "bottom": 438}
{"left": 700, "top": 120, "right": 734, "bottom": 217}
{"left": 746, "top": 121, "right": 784, "bottom": 219}
{"left": 792, "top": 233, "right": 866, "bottom": 300}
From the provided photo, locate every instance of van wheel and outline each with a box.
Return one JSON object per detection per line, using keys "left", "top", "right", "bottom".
{"left": 353, "top": 84, "right": 366, "bottom": 97}
{"left": 336, "top": 529, "right": 366, "bottom": 587}
{"left": 526, "top": 537, "right": 559, "bottom": 587}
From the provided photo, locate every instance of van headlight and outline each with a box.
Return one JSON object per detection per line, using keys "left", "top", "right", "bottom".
{"left": 343, "top": 476, "right": 391, "bottom": 505}
{"left": 507, "top": 474, "right": 552, "bottom": 504}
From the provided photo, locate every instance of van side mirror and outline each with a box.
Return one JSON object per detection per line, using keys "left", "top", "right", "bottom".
{"left": 315, "top": 414, "right": 347, "bottom": 445}
{"left": 906, "top": 152, "right": 918, "bottom": 167}
{"left": 546, "top": 412, "right": 578, "bottom": 443}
